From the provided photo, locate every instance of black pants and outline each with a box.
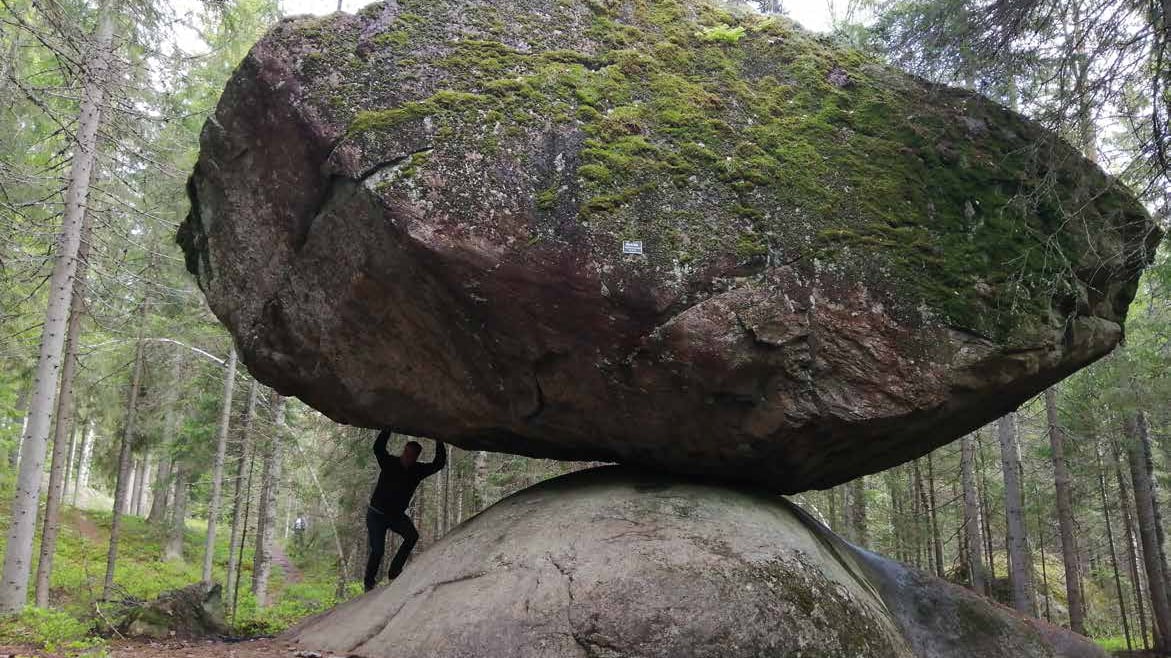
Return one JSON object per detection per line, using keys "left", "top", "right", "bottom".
{"left": 365, "top": 506, "right": 418, "bottom": 591}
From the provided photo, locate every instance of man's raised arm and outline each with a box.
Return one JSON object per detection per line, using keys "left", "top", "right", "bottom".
{"left": 420, "top": 441, "right": 446, "bottom": 477}
{"left": 373, "top": 428, "right": 392, "bottom": 463}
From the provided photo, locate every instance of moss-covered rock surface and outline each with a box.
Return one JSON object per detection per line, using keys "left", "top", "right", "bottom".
{"left": 286, "top": 467, "right": 1105, "bottom": 658}
{"left": 181, "top": 0, "right": 1160, "bottom": 492}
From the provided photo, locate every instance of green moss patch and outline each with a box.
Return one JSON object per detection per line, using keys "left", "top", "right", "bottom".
{"left": 278, "top": 0, "right": 1147, "bottom": 341}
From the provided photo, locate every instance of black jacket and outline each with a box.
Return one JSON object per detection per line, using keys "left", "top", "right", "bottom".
{"left": 369, "top": 429, "right": 446, "bottom": 514}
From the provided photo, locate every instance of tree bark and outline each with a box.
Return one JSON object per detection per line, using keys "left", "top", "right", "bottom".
{"left": 999, "top": 412, "right": 1037, "bottom": 616}
{"left": 252, "top": 393, "right": 286, "bottom": 608}
{"left": 0, "top": 6, "right": 114, "bottom": 614}
{"left": 128, "top": 457, "right": 144, "bottom": 515}
{"left": 33, "top": 209, "right": 93, "bottom": 606}
{"left": 202, "top": 347, "right": 237, "bottom": 584}
{"left": 63, "top": 418, "right": 80, "bottom": 506}
{"left": 1125, "top": 412, "right": 1171, "bottom": 651}
{"left": 926, "top": 452, "right": 944, "bottom": 579}
{"left": 912, "top": 460, "right": 926, "bottom": 570}
{"left": 961, "top": 433, "right": 986, "bottom": 594}
{"left": 147, "top": 356, "right": 184, "bottom": 524}
{"left": 848, "top": 476, "right": 867, "bottom": 548}
{"left": 434, "top": 466, "right": 445, "bottom": 537}
{"left": 1033, "top": 480, "right": 1052, "bottom": 622}
{"left": 102, "top": 299, "right": 149, "bottom": 600}
{"left": 148, "top": 452, "right": 173, "bottom": 524}
{"left": 886, "top": 468, "right": 905, "bottom": 563}
{"left": 443, "top": 452, "right": 453, "bottom": 533}
{"left": 473, "top": 450, "right": 490, "bottom": 512}
{"left": 134, "top": 457, "right": 151, "bottom": 517}
{"left": 165, "top": 465, "right": 190, "bottom": 560}
{"left": 71, "top": 420, "right": 94, "bottom": 506}
{"left": 1098, "top": 438, "right": 1133, "bottom": 651}
{"left": 977, "top": 432, "right": 996, "bottom": 580}
{"left": 1114, "top": 435, "right": 1151, "bottom": 651}
{"left": 226, "top": 379, "right": 259, "bottom": 611}
{"left": 1045, "top": 387, "right": 1084, "bottom": 634}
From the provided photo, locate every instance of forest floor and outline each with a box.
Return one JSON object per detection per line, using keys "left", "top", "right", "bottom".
{"left": 0, "top": 638, "right": 319, "bottom": 658}
{"left": 0, "top": 636, "right": 1152, "bottom": 658}
{"left": 0, "top": 496, "right": 350, "bottom": 657}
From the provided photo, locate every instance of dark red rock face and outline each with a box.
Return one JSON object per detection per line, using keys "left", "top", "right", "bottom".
{"left": 180, "top": 0, "right": 1160, "bottom": 492}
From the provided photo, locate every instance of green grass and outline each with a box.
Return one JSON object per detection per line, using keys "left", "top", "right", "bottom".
{"left": 1094, "top": 634, "right": 1153, "bottom": 653}
{"left": 0, "top": 500, "right": 350, "bottom": 653}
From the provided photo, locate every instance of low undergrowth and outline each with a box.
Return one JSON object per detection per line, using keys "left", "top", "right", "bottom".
{"left": 0, "top": 502, "right": 348, "bottom": 654}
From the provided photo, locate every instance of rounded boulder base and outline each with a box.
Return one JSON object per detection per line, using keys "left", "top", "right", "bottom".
{"left": 286, "top": 467, "right": 1104, "bottom": 658}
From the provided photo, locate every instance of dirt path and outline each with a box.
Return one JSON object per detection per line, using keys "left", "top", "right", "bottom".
{"left": 76, "top": 512, "right": 100, "bottom": 542}
{"left": 107, "top": 638, "right": 327, "bottom": 658}
{"left": 271, "top": 543, "right": 301, "bottom": 585}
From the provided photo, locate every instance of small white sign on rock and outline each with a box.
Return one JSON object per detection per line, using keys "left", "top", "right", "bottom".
{"left": 622, "top": 240, "right": 644, "bottom": 255}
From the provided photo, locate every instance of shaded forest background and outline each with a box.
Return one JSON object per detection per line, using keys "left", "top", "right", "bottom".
{"left": 0, "top": 0, "right": 1169, "bottom": 653}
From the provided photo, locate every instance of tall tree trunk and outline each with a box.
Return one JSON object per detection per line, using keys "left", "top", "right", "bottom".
{"left": 10, "top": 397, "right": 28, "bottom": 470}
{"left": 999, "top": 413, "right": 1037, "bottom": 616}
{"left": 1115, "top": 435, "right": 1151, "bottom": 651}
{"left": 961, "top": 433, "right": 986, "bottom": 594}
{"left": 977, "top": 432, "right": 996, "bottom": 580}
{"left": 283, "top": 489, "right": 293, "bottom": 540}
{"left": 0, "top": 7, "right": 114, "bottom": 614}
{"left": 148, "top": 453, "right": 173, "bottom": 524}
{"left": 202, "top": 347, "right": 237, "bottom": 584}
{"left": 1098, "top": 438, "right": 1133, "bottom": 651}
{"left": 455, "top": 454, "right": 466, "bottom": 525}
{"left": 102, "top": 300, "right": 149, "bottom": 600}
{"left": 1045, "top": 388, "right": 1084, "bottom": 633}
{"left": 926, "top": 453, "right": 944, "bottom": 579}
{"left": 849, "top": 476, "right": 868, "bottom": 548}
{"left": 1033, "top": 480, "right": 1052, "bottom": 622}
{"left": 71, "top": 420, "right": 94, "bottom": 506}
{"left": 129, "top": 457, "right": 147, "bottom": 516}
{"left": 134, "top": 458, "right": 151, "bottom": 517}
{"left": 912, "top": 460, "right": 927, "bottom": 571}
{"left": 1125, "top": 412, "right": 1171, "bottom": 651}
{"left": 252, "top": 393, "right": 286, "bottom": 608}
{"left": 33, "top": 209, "right": 93, "bottom": 606}
{"left": 226, "top": 380, "right": 259, "bottom": 611}
{"left": 63, "top": 418, "right": 80, "bottom": 506}
{"left": 232, "top": 444, "right": 259, "bottom": 618}
{"left": 473, "top": 450, "right": 489, "bottom": 512}
{"left": 433, "top": 467, "right": 444, "bottom": 537}
{"left": 165, "top": 466, "right": 190, "bottom": 560}
{"left": 444, "top": 452, "right": 453, "bottom": 532}
{"left": 826, "top": 486, "right": 839, "bottom": 533}
{"left": 147, "top": 356, "right": 183, "bottom": 524}
{"left": 886, "top": 468, "right": 905, "bottom": 563}
{"left": 124, "top": 460, "right": 136, "bottom": 515}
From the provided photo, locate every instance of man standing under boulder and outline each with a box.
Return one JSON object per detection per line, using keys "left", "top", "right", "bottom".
{"left": 365, "top": 429, "right": 446, "bottom": 591}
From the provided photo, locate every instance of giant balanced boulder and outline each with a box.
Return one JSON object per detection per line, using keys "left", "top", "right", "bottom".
{"left": 179, "top": 0, "right": 1161, "bottom": 492}
{"left": 287, "top": 467, "right": 1106, "bottom": 658}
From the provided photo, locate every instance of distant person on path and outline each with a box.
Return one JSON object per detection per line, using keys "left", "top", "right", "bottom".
{"left": 365, "top": 429, "right": 446, "bottom": 591}
{"left": 293, "top": 515, "right": 307, "bottom": 551}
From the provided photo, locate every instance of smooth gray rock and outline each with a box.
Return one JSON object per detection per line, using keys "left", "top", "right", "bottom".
{"left": 286, "top": 467, "right": 1104, "bottom": 658}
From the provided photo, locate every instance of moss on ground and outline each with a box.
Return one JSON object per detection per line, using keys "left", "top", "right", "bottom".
{"left": 267, "top": 0, "right": 1149, "bottom": 342}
